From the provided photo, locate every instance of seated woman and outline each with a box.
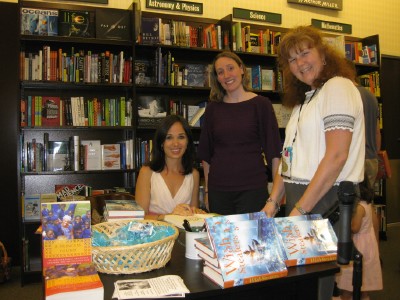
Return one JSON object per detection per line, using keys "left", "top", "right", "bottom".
{"left": 135, "top": 115, "right": 202, "bottom": 220}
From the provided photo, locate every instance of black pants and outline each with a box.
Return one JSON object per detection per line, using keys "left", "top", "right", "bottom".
{"left": 208, "top": 187, "right": 268, "bottom": 215}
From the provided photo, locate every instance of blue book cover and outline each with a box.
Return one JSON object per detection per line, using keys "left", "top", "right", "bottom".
{"left": 206, "top": 216, "right": 287, "bottom": 288}
{"left": 273, "top": 217, "right": 337, "bottom": 267}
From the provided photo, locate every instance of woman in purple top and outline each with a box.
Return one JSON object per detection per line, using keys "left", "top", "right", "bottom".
{"left": 198, "top": 51, "right": 281, "bottom": 215}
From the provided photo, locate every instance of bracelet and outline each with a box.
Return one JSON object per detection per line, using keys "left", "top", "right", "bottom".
{"left": 266, "top": 197, "right": 280, "bottom": 212}
{"left": 295, "top": 202, "right": 308, "bottom": 215}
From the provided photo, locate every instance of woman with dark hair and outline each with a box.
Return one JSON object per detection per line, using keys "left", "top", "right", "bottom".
{"left": 198, "top": 51, "right": 281, "bottom": 215}
{"left": 135, "top": 115, "right": 201, "bottom": 220}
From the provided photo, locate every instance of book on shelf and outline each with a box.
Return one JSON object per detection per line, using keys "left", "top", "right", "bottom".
{"left": 101, "top": 143, "right": 121, "bottom": 170}
{"left": 47, "top": 141, "right": 70, "bottom": 172}
{"left": 20, "top": 7, "right": 58, "bottom": 36}
{"left": 273, "top": 215, "right": 337, "bottom": 267}
{"left": 41, "top": 201, "right": 103, "bottom": 300}
{"left": 41, "top": 96, "right": 61, "bottom": 127}
{"left": 137, "top": 95, "right": 167, "bottom": 128}
{"left": 204, "top": 217, "right": 288, "bottom": 288}
{"left": 104, "top": 199, "right": 144, "bottom": 218}
{"left": 95, "top": 8, "right": 131, "bottom": 41}
{"left": 112, "top": 275, "right": 189, "bottom": 299}
{"left": 54, "top": 184, "right": 89, "bottom": 201}
{"left": 141, "top": 17, "right": 162, "bottom": 45}
{"left": 251, "top": 65, "right": 261, "bottom": 90}
{"left": 184, "top": 64, "right": 206, "bottom": 87}
{"left": 58, "top": 9, "right": 94, "bottom": 38}
{"left": 23, "top": 194, "right": 41, "bottom": 221}
{"left": 134, "top": 59, "right": 153, "bottom": 85}
{"left": 188, "top": 106, "right": 206, "bottom": 127}
{"left": 272, "top": 104, "right": 293, "bottom": 128}
{"left": 80, "top": 140, "right": 101, "bottom": 171}
{"left": 40, "top": 193, "right": 58, "bottom": 205}
{"left": 261, "top": 69, "right": 275, "bottom": 91}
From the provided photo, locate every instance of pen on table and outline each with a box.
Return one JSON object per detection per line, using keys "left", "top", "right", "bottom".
{"left": 183, "top": 219, "right": 192, "bottom": 232}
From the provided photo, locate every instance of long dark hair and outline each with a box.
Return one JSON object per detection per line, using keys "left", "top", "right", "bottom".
{"left": 148, "top": 115, "right": 195, "bottom": 175}
{"left": 278, "top": 26, "right": 355, "bottom": 107}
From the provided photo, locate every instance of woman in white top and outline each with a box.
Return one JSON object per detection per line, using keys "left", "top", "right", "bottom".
{"left": 135, "top": 115, "right": 201, "bottom": 220}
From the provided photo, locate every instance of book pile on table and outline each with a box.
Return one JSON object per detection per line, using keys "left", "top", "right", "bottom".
{"left": 103, "top": 199, "right": 144, "bottom": 221}
{"left": 195, "top": 213, "right": 338, "bottom": 288}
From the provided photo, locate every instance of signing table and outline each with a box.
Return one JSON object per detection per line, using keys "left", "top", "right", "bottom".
{"left": 99, "top": 230, "right": 339, "bottom": 300}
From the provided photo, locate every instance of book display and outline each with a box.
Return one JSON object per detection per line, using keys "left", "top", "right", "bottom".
{"left": 18, "top": 0, "right": 135, "bottom": 286}
{"left": 103, "top": 199, "right": 145, "bottom": 220}
{"left": 41, "top": 201, "right": 104, "bottom": 300}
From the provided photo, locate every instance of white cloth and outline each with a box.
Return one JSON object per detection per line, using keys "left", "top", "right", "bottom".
{"left": 149, "top": 171, "right": 194, "bottom": 214}
{"left": 280, "top": 76, "right": 365, "bottom": 185}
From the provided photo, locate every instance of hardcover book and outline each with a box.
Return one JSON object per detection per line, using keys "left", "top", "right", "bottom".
{"left": 134, "top": 59, "right": 153, "bottom": 85}
{"left": 81, "top": 140, "right": 101, "bottom": 171}
{"left": 20, "top": 7, "right": 39, "bottom": 35}
{"left": 95, "top": 9, "right": 131, "bottom": 41}
{"left": 194, "top": 236, "right": 216, "bottom": 259}
{"left": 58, "top": 10, "right": 94, "bottom": 38}
{"left": 273, "top": 216, "right": 337, "bottom": 267}
{"left": 104, "top": 199, "right": 144, "bottom": 218}
{"left": 101, "top": 144, "right": 121, "bottom": 170}
{"left": 141, "top": 17, "right": 162, "bottom": 45}
{"left": 205, "top": 217, "right": 288, "bottom": 288}
{"left": 185, "top": 64, "right": 206, "bottom": 87}
{"left": 47, "top": 141, "right": 70, "bottom": 172}
{"left": 54, "top": 184, "right": 87, "bottom": 201}
{"left": 38, "top": 9, "right": 58, "bottom": 36}
{"left": 41, "top": 96, "right": 61, "bottom": 127}
{"left": 137, "top": 95, "right": 167, "bottom": 128}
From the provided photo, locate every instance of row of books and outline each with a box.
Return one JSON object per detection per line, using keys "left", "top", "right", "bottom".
{"left": 141, "top": 16, "right": 229, "bottom": 50}
{"left": 232, "top": 22, "right": 281, "bottom": 55}
{"left": 21, "top": 7, "right": 131, "bottom": 41}
{"left": 151, "top": 48, "right": 211, "bottom": 88}
{"left": 345, "top": 42, "right": 378, "bottom": 65}
{"left": 41, "top": 201, "right": 103, "bottom": 300}
{"left": 21, "top": 135, "right": 135, "bottom": 173}
{"left": 245, "top": 66, "right": 278, "bottom": 91}
{"left": 20, "top": 47, "right": 132, "bottom": 84}
{"left": 194, "top": 213, "right": 338, "bottom": 288}
{"left": 358, "top": 71, "right": 381, "bottom": 97}
{"left": 21, "top": 96, "right": 133, "bottom": 128}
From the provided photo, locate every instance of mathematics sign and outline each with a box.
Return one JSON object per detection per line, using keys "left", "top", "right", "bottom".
{"left": 287, "top": 0, "right": 342, "bottom": 11}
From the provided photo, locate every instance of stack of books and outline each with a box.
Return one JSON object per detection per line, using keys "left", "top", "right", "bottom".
{"left": 195, "top": 213, "right": 338, "bottom": 288}
{"left": 103, "top": 199, "right": 145, "bottom": 221}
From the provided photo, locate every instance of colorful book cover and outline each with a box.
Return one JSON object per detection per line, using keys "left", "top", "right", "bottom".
{"left": 58, "top": 10, "right": 94, "bottom": 38}
{"left": 20, "top": 7, "right": 39, "bottom": 35}
{"left": 54, "top": 184, "right": 87, "bottom": 201}
{"left": 251, "top": 65, "right": 261, "bottom": 90}
{"left": 194, "top": 236, "right": 216, "bottom": 259}
{"left": 41, "top": 96, "right": 61, "bottom": 127}
{"left": 38, "top": 9, "right": 59, "bottom": 36}
{"left": 273, "top": 216, "right": 337, "bottom": 267}
{"left": 41, "top": 201, "right": 103, "bottom": 300}
{"left": 206, "top": 217, "right": 287, "bottom": 288}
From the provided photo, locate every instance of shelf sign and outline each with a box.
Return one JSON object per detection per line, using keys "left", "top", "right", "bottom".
{"left": 146, "top": 0, "right": 203, "bottom": 14}
{"left": 312, "top": 19, "right": 352, "bottom": 34}
{"left": 287, "top": 0, "right": 342, "bottom": 11}
{"left": 233, "top": 8, "right": 281, "bottom": 24}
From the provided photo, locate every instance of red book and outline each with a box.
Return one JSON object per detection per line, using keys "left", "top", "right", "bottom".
{"left": 41, "top": 96, "right": 61, "bottom": 127}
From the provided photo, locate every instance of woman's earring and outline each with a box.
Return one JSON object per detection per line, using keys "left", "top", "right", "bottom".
{"left": 322, "top": 59, "right": 327, "bottom": 65}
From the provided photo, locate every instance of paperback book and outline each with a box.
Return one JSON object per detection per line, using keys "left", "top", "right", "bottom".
{"left": 95, "top": 8, "right": 131, "bottom": 41}
{"left": 137, "top": 96, "right": 167, "bottom": 128}
{"left": 41, "top": 201, "right": 103, "bottom": 300}
{"left": 24, "top": 193, "right": 41, "bottom": 221}
{"left": 101, "top": 144, "right": 121, "bottom": 170}
{"left": 58, "top": 10, "right": 94, "bottom": 38}
{"left": 205, "top": 217, "right": 288, "bottom": 288}
{"left": 273, "top": 216, "right": 337, "bottom": 267}
{"left": 141, "top": 17, "right": 162, "bottom": 45}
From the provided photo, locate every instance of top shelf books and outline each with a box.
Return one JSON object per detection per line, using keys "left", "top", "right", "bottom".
{"left": 20, "top": 4, "right": 132, "bottom": 42}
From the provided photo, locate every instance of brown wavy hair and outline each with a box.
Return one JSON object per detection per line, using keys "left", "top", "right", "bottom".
{"left": 278, "top": 26, "right": 355, "bottom": 107}
{"left": 209, "top": 51, "right": 251, "bottom": 102}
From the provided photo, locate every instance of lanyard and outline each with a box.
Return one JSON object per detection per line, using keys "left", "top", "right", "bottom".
{"left": 291, "top": 88, "right": 318, "bottom": 145}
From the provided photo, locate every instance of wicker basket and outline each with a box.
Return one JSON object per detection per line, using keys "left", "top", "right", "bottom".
{"left": 92, "top": 220, "right": 178, "bottom": 274}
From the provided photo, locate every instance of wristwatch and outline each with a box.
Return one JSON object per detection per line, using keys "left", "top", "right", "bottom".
{"left": 266, "top": 197, "right": 280, "bottom": 212}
